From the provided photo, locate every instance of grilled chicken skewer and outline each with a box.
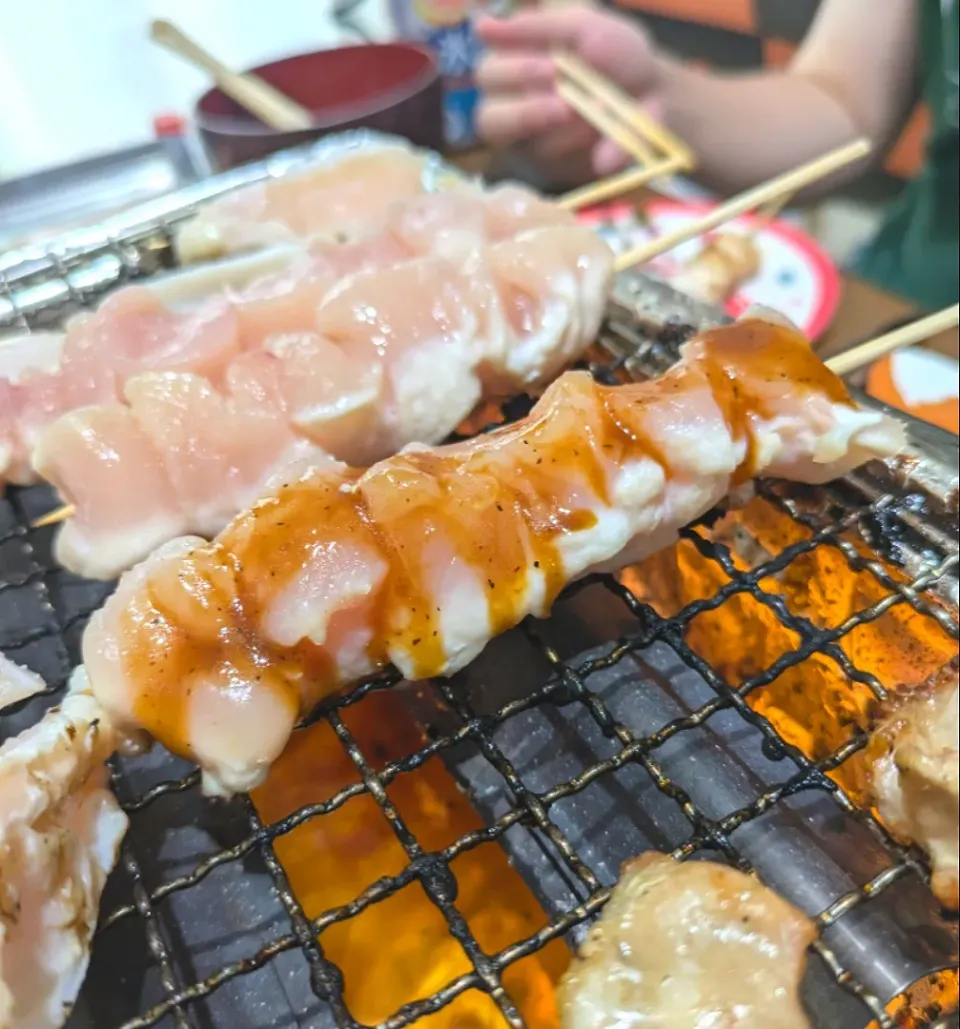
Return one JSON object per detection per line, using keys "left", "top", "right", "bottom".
{"left": 558, "top": 853, "right": 816, "bottom": 1029}
{"left": 81, "top": 315, "right": 904, "bottom": 795}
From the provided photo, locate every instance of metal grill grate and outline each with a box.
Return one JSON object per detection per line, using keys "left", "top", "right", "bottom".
{"left": 1, "top": 279, "right": 958, "bottom": 1028}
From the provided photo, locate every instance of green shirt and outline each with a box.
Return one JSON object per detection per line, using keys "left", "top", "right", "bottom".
{"left": 852, "top": 0, "right": 959, "bottom": 309}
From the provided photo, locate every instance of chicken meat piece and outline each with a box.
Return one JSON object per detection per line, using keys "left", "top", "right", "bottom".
{"left": 227, "top": 179, "right": 578, "bottom": 345}
{"left": 0, "top": 654, "right": 46, "bottom": 713}
{"left": 671, "top": 231, "right": 762, "bottom": 306}
{"left": 2, "top": 288, "right": 241, "bottom": 487}
{"left": 174, "top": 142, "right": 429, "bottom": 263}
{"left": 80, "top": 316, "right": 905, "bottom": 794}
{"left": 869, "top": 662, "right": 959, "bottom": 909}
{"left": 0, "top": 689, "right": 126, "bottom": 1029}
{"left": 383, "top": 180, "right": 574, "bottom": 259}
{"left": 33, "top": 357, "right": 340, "bottom": 581}
{"left": 558, "top": 853, "right": 816, "bottom": 1029}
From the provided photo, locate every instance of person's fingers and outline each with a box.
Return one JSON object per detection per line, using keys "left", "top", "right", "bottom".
{"left": 474, "top": 8, "right": 593, "bottom": 51}
{"left": 591, "top": 136, "right": 632, "bottom": 177}
{"left": 475, "top": 51, "right": 556, "bottom": 94}
{"left": 525, "top": 120, "right": 597, "bottom": 164}
{"left": 476, "top": 92, "right": 574, "bottom": 146}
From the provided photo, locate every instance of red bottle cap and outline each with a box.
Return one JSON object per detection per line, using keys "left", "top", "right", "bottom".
{"left": 153, "top": 113, "right": 186, "bottom": 138}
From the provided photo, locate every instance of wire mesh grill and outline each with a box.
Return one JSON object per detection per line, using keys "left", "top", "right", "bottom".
{"left": 1, "top": 280, "right": 958, "bottom": 1027}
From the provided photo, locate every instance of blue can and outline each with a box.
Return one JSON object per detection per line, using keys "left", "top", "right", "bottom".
{"left": 389, "top": 1, "right": 498, "bottom": 149}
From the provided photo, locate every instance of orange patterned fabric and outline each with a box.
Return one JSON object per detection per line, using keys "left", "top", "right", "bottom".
{"left": 614, "top": 0, "right": 757, "bottom": 34}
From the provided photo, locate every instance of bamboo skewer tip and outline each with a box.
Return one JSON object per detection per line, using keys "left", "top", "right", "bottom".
{"left": 825, "top": 303, "right": 959, "bottom": 377}
{"left": 31, "top": 504, "right": 75, "bottom": 529}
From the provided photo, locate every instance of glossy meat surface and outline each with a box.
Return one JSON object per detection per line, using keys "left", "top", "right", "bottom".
{"left": 558, "top": 853, "right": 815, "bottom": 1029}
{"left": 38, "top": 223, "right": 612, "bottom": 580}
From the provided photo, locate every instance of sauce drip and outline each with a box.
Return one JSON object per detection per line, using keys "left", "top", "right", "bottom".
{"left": 120, "top": 319, "right": 855, "bottom": 762}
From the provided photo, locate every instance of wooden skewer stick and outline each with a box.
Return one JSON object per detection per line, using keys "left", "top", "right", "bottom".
{"left": 554, "top": 52, "right": 695, "bottom": 169}
{"left": 150, "top": 19, "right": 313, "bottom": 132}
{"left": 825, "top": 304, "right": 960, "bottom": 377}
{"left": 742, "top": 193, "right": 793, "bottom": 242}
{"left": 31, "top": 504, "right": 75, "bottom": 529}
{"left": 27, "top": 307, "right": 957, "bottom": 532}
{"left": 614, "top": 138, "right": 871, "bottom": 271}
{"left": 558, "top": 155, "right": 687, "bottom": 211}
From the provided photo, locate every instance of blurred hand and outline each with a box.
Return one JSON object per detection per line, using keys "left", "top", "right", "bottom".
{"left": 475, "top": 4, "right": 661, "bottom": 184}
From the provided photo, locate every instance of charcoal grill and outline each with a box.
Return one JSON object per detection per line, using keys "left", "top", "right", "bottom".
{"left": 1, "top": 144, "right": 958, "bottom": 1029}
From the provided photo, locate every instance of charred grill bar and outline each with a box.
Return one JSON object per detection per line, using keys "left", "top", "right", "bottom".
{"left": 1, "top": 159, "right": 958, "bottom": 1029}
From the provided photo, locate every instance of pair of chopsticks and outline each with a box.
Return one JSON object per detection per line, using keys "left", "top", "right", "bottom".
{"left": 553, "top": 52, "right": 835, "bottom": 249}
{"left": 554, "top": 52, "right": 695, "bottom": 211}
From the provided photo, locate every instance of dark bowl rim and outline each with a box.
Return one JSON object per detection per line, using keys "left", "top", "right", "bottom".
{"left": 194, "top": 42, "right": 441, "bottom": 139}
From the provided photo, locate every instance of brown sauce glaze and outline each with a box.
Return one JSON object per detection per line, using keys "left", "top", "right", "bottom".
{"left": 121, "top": 321, "right": 852, "bottom": 763}
{"left": 691, "top": 319, "right": 852, "bottom": 482}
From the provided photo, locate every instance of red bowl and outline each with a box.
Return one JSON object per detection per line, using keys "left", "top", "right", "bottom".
{"left": 195, "top": 43, "right": 444, "bottom": 171}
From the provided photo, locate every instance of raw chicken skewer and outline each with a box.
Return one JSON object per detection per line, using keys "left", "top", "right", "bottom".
{"left": 174, "top": 136, "right": 435, "bottom": 264}
{"left": 558, "top": 853, "right": 816, "bottom": 1029}
{"left": 34, "top": 220, "right": 613, "bottom": 580}
{"left": 0, "top": 683, "right": 126, "bottom": 1029}
{"left": 81, "top": 315, "right": 905, "bottom": 795}
{"left": 868, "top": 660, "right": 959, "bottom": 910}
{"left": 0, "top": 181, "right": 575, "bottom": 494}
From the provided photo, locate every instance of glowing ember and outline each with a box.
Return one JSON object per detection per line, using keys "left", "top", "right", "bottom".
{"left": 252, "top": 688, "right": 568, "bottom": 1026}
{"left": 622, "top": 495, "right": 957, "bottom": 803}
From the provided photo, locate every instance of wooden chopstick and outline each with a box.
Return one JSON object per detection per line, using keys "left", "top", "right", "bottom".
{"left": 554, "top": 51, "right": 695, "bottom": 169}
{"left": 825, "top": 304, "right": 959, "bottom": 377}
{"left": 31, "top": 504, "right": 75, "bottom": 528}
{"left": 556, "top": 78, "right": 658, "bottom": 167}
{"left": 150, "top": 19, "right": 313, "bottom": 132}
{"left": 613, "top": 138, "right": 872, "bottom": 271}
{"left": 549, "top": 52, "right": 697, "bottom": 211}
{"left": 558, "top": 155, "right": 687, "bottom": 210}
